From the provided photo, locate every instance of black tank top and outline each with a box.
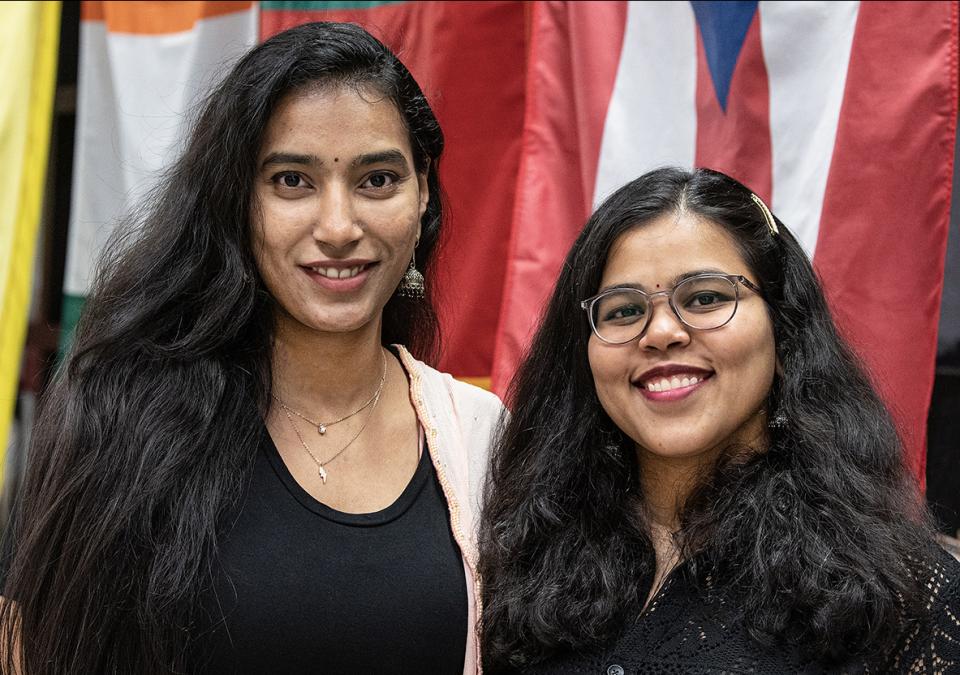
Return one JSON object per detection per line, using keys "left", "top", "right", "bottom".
{"left": 191, "top": 425, "right": 468, "bottom": 674}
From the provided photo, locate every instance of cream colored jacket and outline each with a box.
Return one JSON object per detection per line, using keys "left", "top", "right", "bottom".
{"left": 397, "top": 346, "right": 505, "bottom": 675}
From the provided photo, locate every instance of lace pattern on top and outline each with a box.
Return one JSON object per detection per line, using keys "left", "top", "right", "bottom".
{"left": 524, "top": 547, "right": 960, "bottom": 674}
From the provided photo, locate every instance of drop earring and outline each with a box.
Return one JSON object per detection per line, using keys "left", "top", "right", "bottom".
{"left": 397, "top": 244, "right": 424, "bottom": 299}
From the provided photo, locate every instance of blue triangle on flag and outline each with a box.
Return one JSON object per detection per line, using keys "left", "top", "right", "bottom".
{"left": 690, "top": 1, "right": 758, "bottom": 112}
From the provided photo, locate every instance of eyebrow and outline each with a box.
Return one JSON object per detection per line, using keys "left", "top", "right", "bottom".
{"left": 598, "top": 268, "right": 730, "bottom": 294}
{"left": 350, "top": 149, "right": 409, "bottom": 170}
{"left": 259, "top": 149, "right": 410, "bottom": 172}
{"left": 260, "top": 152, "right": 319, "bottom": 169}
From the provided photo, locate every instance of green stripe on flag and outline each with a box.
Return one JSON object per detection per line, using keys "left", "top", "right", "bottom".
{"left": 59, "top": 293, "right": 86, "bottom": 358}
{"left": 260, "top": 1, "right": 406, "bottom": 10}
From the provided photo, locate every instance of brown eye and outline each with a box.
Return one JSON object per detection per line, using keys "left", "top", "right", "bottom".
{"left": 361, "top": 172, "right": 397, "bottom": 190}
{"left": 282, "top": 173, "right": 301, "bottom": 188}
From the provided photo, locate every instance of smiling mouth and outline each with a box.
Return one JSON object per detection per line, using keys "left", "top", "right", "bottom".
{"left": 642, "top": 374, "right": 710, "bottom": 393}
{"left": 308, "top": 263, "right": 373, "bottom": 279}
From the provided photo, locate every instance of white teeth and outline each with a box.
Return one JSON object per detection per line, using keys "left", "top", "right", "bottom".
{"left": 645, "top": 374, "right": 704, "bottom": 393}
{"left": 313, "top": 265, "right": 364, "bottom": 279}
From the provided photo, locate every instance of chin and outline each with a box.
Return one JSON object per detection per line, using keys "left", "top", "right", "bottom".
{"left": 312, "top": 316, "right": 374, "bottom": 334}
{"left": 291, "top": 305, "right": 379, "bottom": 334}
{"left": 634, "top": 431, "right": 730, "bottom": 461}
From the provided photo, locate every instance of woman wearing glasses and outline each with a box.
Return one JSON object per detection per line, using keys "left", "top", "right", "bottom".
{"left": 479, "top": 167, "right": 959, "bottom": 673}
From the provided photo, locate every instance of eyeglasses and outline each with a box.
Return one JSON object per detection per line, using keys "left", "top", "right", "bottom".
{"left": 580, "top": 273, "right": 763, "bottom": 345}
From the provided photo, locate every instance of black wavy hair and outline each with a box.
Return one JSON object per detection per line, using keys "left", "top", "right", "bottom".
{"left": 0, "top": 21, "right": 444, "bottom": 674}
{"left": 479, "top": 167, "right": 936, "bottom": 670}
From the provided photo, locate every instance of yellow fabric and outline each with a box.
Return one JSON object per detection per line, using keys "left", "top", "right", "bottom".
{"left": 0, "top": 1, "right": 61, "bottom": 484}
{"left": 457, "top": 376, "right": 492, "bottom": 391}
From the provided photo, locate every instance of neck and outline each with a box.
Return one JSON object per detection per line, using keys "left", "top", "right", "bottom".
{"left": 637, "top": 447, "right": 706, "bottom": 603}
{"left": 637, "top": 413, "right": 770, "bottom": 529}
{"left": 271, "top": 312, "right": 386, "bottom": 417}
{"left": 637, "top": 449, "right": 706, "bottom": 531}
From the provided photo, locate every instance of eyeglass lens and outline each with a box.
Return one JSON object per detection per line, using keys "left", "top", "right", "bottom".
{"left": 591, "top": 275, "right": 739, "bottom": 344}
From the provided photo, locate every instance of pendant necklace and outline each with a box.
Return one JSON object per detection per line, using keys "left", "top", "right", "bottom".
{"left": 273, "top": 351, "right": 387, "bottom": 484}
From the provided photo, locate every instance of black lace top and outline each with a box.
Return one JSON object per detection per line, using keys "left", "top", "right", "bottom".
{"left": 523, "top": 547, "right": 960, "bottom": 674}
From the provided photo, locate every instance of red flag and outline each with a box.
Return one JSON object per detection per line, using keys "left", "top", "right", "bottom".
{"left": 491, "top": 1, "right": 626, "bottom": 392}
{"left": 262, "top": 1, "right": 527, "bottom": 384}
{"left": 812, "top": 1, "right": 958, "bottom": 481}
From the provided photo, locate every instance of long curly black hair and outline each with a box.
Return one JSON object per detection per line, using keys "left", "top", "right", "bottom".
{"left": 479, "top": 167, "right": 936, "bottom": 670}
{"left": 0, "top": 22, "right": 444, "bottom": 674}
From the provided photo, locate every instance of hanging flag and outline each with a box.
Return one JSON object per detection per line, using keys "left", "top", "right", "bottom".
{"left": 62, "top": 1, "right": 259, "bottom": 346}
{"left": 492, "top": 0, "right": 959, "bottom": 482}
{"left": 261, "top": 1, "right": 527, "bottom": 387}
{"left": 0, "top": 0, "right": 60, "bottom": 482}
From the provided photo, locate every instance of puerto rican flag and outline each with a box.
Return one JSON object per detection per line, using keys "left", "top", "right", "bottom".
{"left": 490, "top": 1, "right": 958, "bottom": 482}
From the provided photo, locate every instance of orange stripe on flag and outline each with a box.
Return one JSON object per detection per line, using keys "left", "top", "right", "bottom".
{"left": 82, "top": 1, "right": 253, "bottom": 34}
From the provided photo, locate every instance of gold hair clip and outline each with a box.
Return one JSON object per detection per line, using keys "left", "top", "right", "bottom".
{"left": 750, "top": 193, "right": 779, "bottom": 236}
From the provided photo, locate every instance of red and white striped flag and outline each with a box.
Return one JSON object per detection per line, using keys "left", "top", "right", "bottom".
{"left": 491, "top": 1, "right": 959, "bottom": 481}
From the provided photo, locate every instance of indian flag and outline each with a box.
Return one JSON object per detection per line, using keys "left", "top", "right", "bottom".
{"left": 62, "top": 1, "right": 259, "bottom": 343}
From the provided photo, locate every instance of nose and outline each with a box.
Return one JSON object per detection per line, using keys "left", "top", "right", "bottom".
{"left": 311, "top": 184, "right": 363, "bottom": 250}
{"left": 638, "top": 296, "right": 690, "bottom": 352}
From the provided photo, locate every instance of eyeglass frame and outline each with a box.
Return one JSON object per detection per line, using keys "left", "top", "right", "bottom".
{"left": 579, "top": 273, "right": 764, "bottom": 345}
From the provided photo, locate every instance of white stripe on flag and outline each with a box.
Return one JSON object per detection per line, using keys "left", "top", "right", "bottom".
{"left": 760, "top": 0, "right": 859, "bottom": 258}
{"left": 64, "top": 8, "right": 258, "bottom": 298}
{"left": 593, "top": 1, "right": 698, "bottom": 208}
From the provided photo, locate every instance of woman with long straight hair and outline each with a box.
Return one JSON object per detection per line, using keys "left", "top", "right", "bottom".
{"left": 479, "top": 167, "right": 959, "bottom": 673}
{"left": 0, "top": 21, "right": 502, "bottom": 674}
